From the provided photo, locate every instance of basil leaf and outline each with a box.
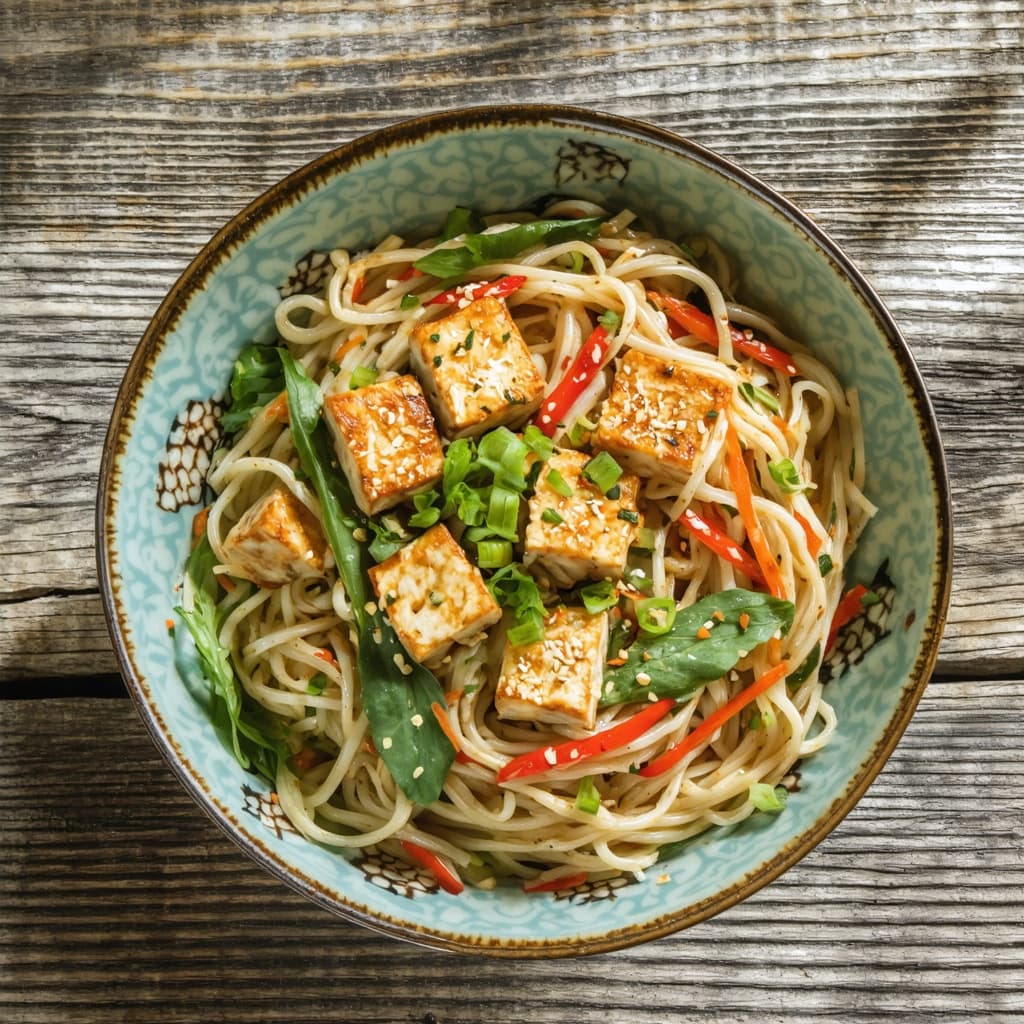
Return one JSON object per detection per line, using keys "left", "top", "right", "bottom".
{"left": 175, "top": 537, "right": 285, "bottom": 783}
{"left": 413, "top": 217, "right": 604, "bottom": 278}
{"left": 439, "top": 205, "right": 484, "bottom": 242}
{"left": 279, "top": 349, "right": 371, "bottom": 627}
{"left": 281, "top": 350, "right": 454, "bottom": 803}
{"left": 221, "top": 343, "right": 284, "bottom": 433}
{"left": 599, "top": 589, "right": 795, "bottom": 707}
{"left": 357, "top": 607, "right": 455, "bottom": 805}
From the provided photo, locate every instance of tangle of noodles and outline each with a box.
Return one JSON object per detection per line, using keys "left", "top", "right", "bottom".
{"left": 186, "top": 201, "right": 875, "bottom": 888}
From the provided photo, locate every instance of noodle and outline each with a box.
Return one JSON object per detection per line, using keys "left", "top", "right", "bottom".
{"left": 188, "top": 205, "right": 871, "bottom": 889}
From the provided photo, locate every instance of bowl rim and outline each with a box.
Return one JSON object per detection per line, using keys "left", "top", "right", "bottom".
{"left": 96, "top": 102, "right": 953, "bottom": 957}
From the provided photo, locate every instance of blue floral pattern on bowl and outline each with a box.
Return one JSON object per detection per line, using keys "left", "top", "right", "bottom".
{"left": 98, "top": 105, "right": 951, "bottom": 956}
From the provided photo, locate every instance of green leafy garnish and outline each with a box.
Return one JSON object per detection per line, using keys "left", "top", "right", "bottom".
{"left": 487, "top": 563, "right": 547, "bottom": 646}
{"left": 439, "top": 205, "right": 484, "bottom": 242}
{"left": 768, "top": 457, "right": 812, "bottom": 494}
{"left": 280, "top": 350, "right": 454, "bottom": 804}
{"left": 175, "top": 537, "right": 285, "bottom": 783}
{"left": 599, "top": 589, "right": 794, "bottom": 707}
{"left": 738, "top": 381, "right": 781, "bottom": 415}
{"left": 749, "top": 782, "right": 788, "bottom": 813}
{"left": 413, "top": 217, "right": 604, "bottom": 278}
{"left": 221, "top": 344, "right": 285, "bottom": 434}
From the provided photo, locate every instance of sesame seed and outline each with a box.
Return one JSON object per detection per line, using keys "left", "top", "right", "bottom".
{"left": 364, "top": 601, "right": 378, "bottom": 616}
{"left": 543, "top": 747, "right": 558, "bottom": 766}
{"left": 412, "top": 766, "right": 424, "bottom": 779}
{"left": 382, "top": 737, "right": 393, "bottom": 750}
{"left": 411, "top": 714, "right": 423, "bottom": 727}
{"left": 636, "top": 672, "right": 651, "bottom": 686}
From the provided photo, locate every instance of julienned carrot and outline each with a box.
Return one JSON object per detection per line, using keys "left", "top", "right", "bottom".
{"left": 430, "top": 700, "right": 462, "bottom": 754}
{"left": 637, "top": 661, "right": 790, "bottom": 778}
{"left": 725, "top": 420, "right": 787, "bottom": 600}
{"left": 523, "top": 871, "right": 588, "bottom": 893}
{"left": 647, "top": 291, "right": 799, "bottom": 377}
{"left": 496, "top": 698, "right": 676, "bottom": 784}
{"left": 399, "top": 839, "right": 464, "bottom": 895}
{"left": 331, "top": 333, "right": 367, "bottom": 365}
{"left": 825, "top": 583, "right": 869, "bottom": 653}
{"left": 793, "top": 511, "right": 823, "bottom": 557}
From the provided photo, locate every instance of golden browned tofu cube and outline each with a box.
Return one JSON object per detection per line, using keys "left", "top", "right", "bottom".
{"left": 410, "top": 296, "right": 546, "bottom": 438}
{"left": 495, "top": 607, "right": 609, "bottom": 731}
{"left": 595, "top": 349, "right": 731, "bottom": 482}
{"left": 323, "top": 374, "right": 444, "bottom": 516}
{"left": 221, "top": 486, "right": 326, "bottom": 589}
{"left": 367, "top": 524, "right": 502, "bottom": 667}
{"left": 524, "top": 450, "right": 640, "bottom": 586}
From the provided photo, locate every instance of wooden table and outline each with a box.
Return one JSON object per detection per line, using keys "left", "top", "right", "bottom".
{"left": 3, "top": 1, "right": 1022, "bottom": 1020}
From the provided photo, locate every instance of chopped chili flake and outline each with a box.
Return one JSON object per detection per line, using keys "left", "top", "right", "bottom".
{"left": 739, "top": 612, "right": 751, "bottom": 631}
{"left": 696, "top": 626, "right": 712, "bottom": 640}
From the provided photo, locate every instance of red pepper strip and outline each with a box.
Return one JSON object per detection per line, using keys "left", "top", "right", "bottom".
{"left": 680, "top": 507, "right": 765, "bottom": 584}
{"left": 496, "top": 698, "right": 675, "bottom": 784}
{"left": 351, "top": 276, "right": 366, "bottom": 304}
{"left": 424, "top": 274, "right": 528, "bottom": 307}
{"left": 637, "top": 661, "right": 790, "bottom": 778}
{"left": 523, "top": 871, "right": 589, "bottom": 893}
{"left": 725, "top": 420, "right": 787, "bottom": 600}
{"left": 399, "top": 839, "right": 465, "bottom": 895}
{"left": 398, "top": 266, "right": 425, "bottom": 281}
{"left": 825, "top": 583, "right": 869, "bottom": 654}
{"left": 533, "top": 323, "right": 611, "bottom": 437}
{"left": 647, "top": 291, "right": 798, "bottom": 377}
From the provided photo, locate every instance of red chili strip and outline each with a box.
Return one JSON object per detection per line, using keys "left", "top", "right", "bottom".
{"left": 496, "top": 698, "right": 675, "bottom": 784}
{"left": 399, "top": 839, "right": 465, "bottom": 895}
{"left": 647, "top": 291, "right": 798, "bottom": 377}
{"left": 424, "top": 274, "right": 527, "bottom": 307}
{"left": 533, "top": 323, "right": 611, "bottom": 437}
{"left": 680, "top": 507, "right": 765, "bottom": 584}
{"left": 523, "top": 871, "right": 589, "bottom": 893}
{"left": 825, "top": 583, "right": 869, "bottom": 654}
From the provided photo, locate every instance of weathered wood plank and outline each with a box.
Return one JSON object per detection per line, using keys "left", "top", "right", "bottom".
{"left": 1, "top": 2, "right": 1022, "bottom": 680}
{"left": 0, "top": 686, "right": 1021, "bottom": 1022}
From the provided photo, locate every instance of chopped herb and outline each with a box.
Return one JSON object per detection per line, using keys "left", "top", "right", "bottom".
{"left": 860, "top": 590, "right": 882, "bottom": 608}
{"left": 598, "top": 309, "right": 621, "bottom": 330}
{"left": 617, "top": 509, "right": 639, "bottom": 524}
{"left": 500, "top": 331, "right": 511, "bottom": 344}
{"left": 787, "top": 643, "right": 821, "bottom": 687}
{"left": 768, "top": 457, "right": 812, "bottom": 494}
{"left": 541, "top": 507, "right": 564, "bottom": 525}
{"left": 818, "top": 553, "right": 834, "bottom": 576}
{"left": 749, "top": 782, "right": 788, "bottom": 813}
{"left": 328, "top": 361, "right": 341, "bottom": 375}
{"left": 705, "top": 409, "right": 719, "bottom": 420}
{"left": 433, "top": 355, "right": 443, "bottom": 367}
{"left": 545, "top": 466, "right": 573, "bottom": 498}
{"left": 349, "top": 365, "right": 379, "bottom": 390}
{"left": 738, "top": 381, "right": 781, "bottom": 414}
{"left": 429, "top": 332, "right": 440, "bottom": 343}
{"left": 580, "top": 580, "right": 618, "bottom": 615}
{"left": 463, "top": 329, "right": 475, "bottom": 351}
{"left": 582, "top": 451, "right": 623, "bottom": 494}
{"left": 574, "top": 776, "right": 602, "bottom": 815}
{"left": 306, "top": 672, "right": 328, "bottom": 695}
{"left": 400, "top": 293, "right": 421, "bottom": 310}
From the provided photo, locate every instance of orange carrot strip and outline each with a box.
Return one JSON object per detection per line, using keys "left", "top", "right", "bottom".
{"left": 331, "top": 333, "right": 367, "bottom": 364}
{"left": 264, "top": 391, "right": 289, "bottom": 422}
{"left": 444, "top": 689, "right": 463, "bottom": 706}
{"left": 215, "top": 573, "right": 236, "bottom": 592}
{"left": 768, "top": 637, "right": 783, "bottom": 665}
{"left": 638, "top": 662, "right": 790, "bottom": 778}
{"left": 192, "top": 507, "right": 210, "bottom": 538}
{"left": 314, "top": 648, "right": 336, "bottom": 666}
{"left": 793, "top": 511, "right": 822, "bottom": 557}
{"left": 725, "top": 420, "right": 787, "bottom": 600}
{"left": 430, "top": 701, "right": 462, "bottom": 754}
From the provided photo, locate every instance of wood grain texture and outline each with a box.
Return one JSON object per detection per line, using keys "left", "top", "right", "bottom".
{"left": 0, "top": 690, "right": 1021, "bottom": 1023}
{"left": 2, "top": 1, "right": 1022, "bottom": 681}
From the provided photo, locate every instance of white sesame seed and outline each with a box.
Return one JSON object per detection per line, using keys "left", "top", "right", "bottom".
{"left": 543, "top": 747, "right": 558, "bottom": 766}
{"left": 382, "top": 737, "right": 393, "bottom": 750}
{"left": 413, "top": 766, "right": 424, "bottom": 779}
{"left": 411, "top": 714, "right": 423, "bottom": 727}
{"left": 636, "top": 672, "right": 651, "bottom": 686}
{"left": 364, "top": 601, "right": 378, "bottom": 616}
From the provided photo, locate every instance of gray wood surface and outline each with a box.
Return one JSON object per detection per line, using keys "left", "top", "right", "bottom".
{"left": 2, "top": 0, "right": 1022, "bottom": 1020}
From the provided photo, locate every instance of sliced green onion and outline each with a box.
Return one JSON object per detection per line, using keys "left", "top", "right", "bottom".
{"left": 818, "top": 553, "right": 834, "bottom": 576}
{"left": 486, "top": 486, "right": 520, "bottom": 541}
{"left": 508, "top": 615, "right": 545, "bottom": 646}
{"left": 574, "top": 776, "right": 601, "bottom": 815}
{"left": 522, "top": 424, "right": 554, "bottom": 463}
{"left": 348, "top": 365, "right": 379, "bottom": 390}
{"left": 749, "top": 782, "right": 788, "bottom": 813}
{"left": 579, "top": 580, "right": 618, "bottom": 615}
{"left": 623, "top": 568, "right": 654, "bottom": 595}
{"left": 408, "top": 490, "right": 441, "bottom": 528}
{"left": 738, "top": 381, "right": 781, "bottom": 414}
{"left": 448, "top": 481, "right": 486, "bottom": 526}
{"left": 545, "top": 466, "right": 573, "bottom": 498}
{"left": 400, "top": 293, "right": 421, "bottom": 310}
{"left": 617, "top": 509, "right": 639, "bottom": 524}
{"left": 478, "top": 426, "right": 529, "bottom": 490}
{"left": 635, "top": 597, "right": 676, "bottom": 636}
{"left": 541, "top": 507, "right": 564, "bottom": 525}
{"left": 476, "top": 539, "right": 514, "bottom": 569}
{"left": 567, "top": 251, "right": 585, "bottom": 274}
{"left": 630, "top": 526, "right": 657, "bottom": 553}
{"left": 567, "top": 416, "right": 597, "bottom": 448}
{"left": 768, "top": 457, "right": 812, "bottom": 494}
{"left": 598, "top": 309, "right": 621, "bottom": 331}
{"left": 306, "top": 672, "right": 328, "bottom": 695}
{"left": 582, "top": 451, "right": 623, "bottom": 495}
{"left": 860, "top": 590, "right": 882, "bottom": 607}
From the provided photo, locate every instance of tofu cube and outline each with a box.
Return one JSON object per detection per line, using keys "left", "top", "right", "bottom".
{"left": 410, "top": 295, "right": 546, "bottom": 438}
{"left": 524, "top": 449, "right": 640, "bottom": 586}
{"left": 221, "top": 486, "right": 326, "bottom": 589}
{"left": 367, "top": 523, "right": 502, "bottom": 667}
{"left": 594, "top": 349, "right": 731, "bottom": 482}
{"left": 495, "top": 607, "right": 608, "bottom": 731}
{"left": 323, "top": 374, "right": 444, "bottom": 516}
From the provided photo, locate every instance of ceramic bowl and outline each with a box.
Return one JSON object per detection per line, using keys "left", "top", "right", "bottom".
{"left": 97, "top": 104, "right": 952, "bottom": 956}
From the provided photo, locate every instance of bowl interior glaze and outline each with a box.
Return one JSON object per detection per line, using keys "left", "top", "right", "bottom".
{"left": 98, "top": 105, "right": 951, "bottom": 956}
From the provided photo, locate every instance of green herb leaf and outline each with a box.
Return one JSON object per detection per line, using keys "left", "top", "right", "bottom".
{"left": 175, "top": 538, "right": 285, "bottom": 783}
{"left": 439, "top": 205, "right": 484, "bottom": 242}
{"left": 598, "top": 309, "right": 621, "bottom": 331}
{"left": 357, "top": 606, "right": 455, "bottom": 805}
{"left": 599, "top": 589, "right": 795, "bottom": 707}
{"left": 220, "top": 343, "right": 285, "bottom": 434}
{"left": 413, "top": 217, "right": 604, "bottom": 278}
{"left": 818, "top": 553, "right": 834, "bottom": 576}
{"left": 579, "top": 580, "right": 618, "bottom": 615}
{"left": 306, "top": 672, "right": 328, "bottom": 696}
{"left": 400, "top": 293, "right": 421, "bottom": 310}
{"left": 786, "top": 642, "right": 821, "bottom": 687}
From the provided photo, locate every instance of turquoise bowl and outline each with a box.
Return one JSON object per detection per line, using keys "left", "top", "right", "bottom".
{"left": 97, "top": 105, "right": 951, "bottom": 956}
